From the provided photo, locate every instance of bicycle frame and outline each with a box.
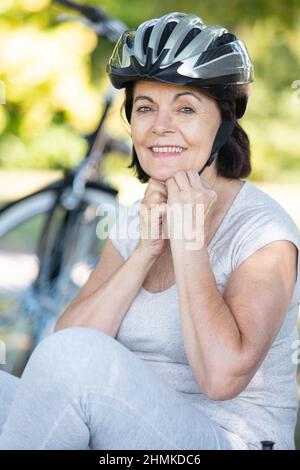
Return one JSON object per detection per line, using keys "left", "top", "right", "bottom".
{"left": 0, "top": 0, "right": 130, "bottom": 342}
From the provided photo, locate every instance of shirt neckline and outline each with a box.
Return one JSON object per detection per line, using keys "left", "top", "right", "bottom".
{"left": 140, "top": 179, "right": 249, "bottom": 297}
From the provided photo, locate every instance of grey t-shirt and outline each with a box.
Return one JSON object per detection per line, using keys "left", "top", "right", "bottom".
{"left": 108, "top": 180, "right": 300, "bottom": 450}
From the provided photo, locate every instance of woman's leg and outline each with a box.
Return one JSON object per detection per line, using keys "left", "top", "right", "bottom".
{"left": 0, "top": 327, "right": 233, "bottom": 450}
{"left": 0, "top": 370, "right": 19, "bottom": 432}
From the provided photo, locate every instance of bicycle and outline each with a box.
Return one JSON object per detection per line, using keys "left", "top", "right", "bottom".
{"left": 0, "top": 0, "right": 130, "bottom": 377}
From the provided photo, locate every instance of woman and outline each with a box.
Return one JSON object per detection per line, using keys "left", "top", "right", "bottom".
{"left": 0, "top": 12, "right": 299, "bottom": 450}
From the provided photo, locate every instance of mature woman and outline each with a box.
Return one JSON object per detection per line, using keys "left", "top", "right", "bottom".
{"left": 0, "top": 12, "right": 300, "bottom": 450}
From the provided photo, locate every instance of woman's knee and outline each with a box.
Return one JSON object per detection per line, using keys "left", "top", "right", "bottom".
{"left": 28, "top": 327, "right": 120, "bottom": 373}
{"left": 41, "top": 326, "right": 112, "bottom": 347}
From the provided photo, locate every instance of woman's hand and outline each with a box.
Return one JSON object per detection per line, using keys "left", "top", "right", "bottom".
{"left": 165, "top": 169, "right": 217, "bottom": 251}
{"left": 137, "top": 177, "right": 168, "bottom": 258}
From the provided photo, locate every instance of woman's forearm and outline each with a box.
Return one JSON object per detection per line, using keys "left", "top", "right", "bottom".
{"left": 171, "top": 245, "right": 242, "bottom": 398}
{"left": 54, "top": 246, "right": 156, "bottom": 337}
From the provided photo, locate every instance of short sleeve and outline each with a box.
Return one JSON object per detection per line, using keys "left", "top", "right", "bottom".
{"left": 231, "top": 207, "right": 300, "bottom": 290}
{"left": 108, "top": 198, "right": 141, "bottom": 260}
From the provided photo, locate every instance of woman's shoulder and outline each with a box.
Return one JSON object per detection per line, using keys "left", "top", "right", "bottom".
{"left": 235, "top": 181, "right": 300, "bottom": 241}
{"left": 228, "top": 180, "right": 300, "bottom": 274}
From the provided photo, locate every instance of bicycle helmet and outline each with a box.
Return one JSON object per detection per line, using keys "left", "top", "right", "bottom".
{"left": 106, "top": 12, "right": 254, "bottom": 175}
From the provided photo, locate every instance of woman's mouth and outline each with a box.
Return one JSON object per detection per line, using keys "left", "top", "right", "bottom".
{"left": 149, "top": 146, "right": 187, "bottom": 157}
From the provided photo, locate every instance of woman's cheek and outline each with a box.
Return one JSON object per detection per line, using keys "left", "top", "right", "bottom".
{"left": 132, "top": 121, "right": 150, "bottom": 140}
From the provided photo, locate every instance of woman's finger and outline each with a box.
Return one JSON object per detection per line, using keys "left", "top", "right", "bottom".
{"left": 145, "top": 178, "right": 168, "bottom": 197}
{"left": 173, "top": 170, "right": 190, "bottom": 189}
{"left": 186, "top": 169, "right": 202, "bottom": 188}
{"left": 166, "top": 177, "right": 179, "bottom": 195}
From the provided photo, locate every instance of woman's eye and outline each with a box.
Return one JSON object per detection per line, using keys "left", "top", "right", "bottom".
{"left": 180, "top": 107, "right": 194, "bottom": 113}
{"left": 136, "top": 106, "right": 152, "bottom": 112}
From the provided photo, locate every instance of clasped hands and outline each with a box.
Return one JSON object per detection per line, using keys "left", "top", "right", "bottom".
{"left": 139, "top": 169, "right": 217, "bottom": 254}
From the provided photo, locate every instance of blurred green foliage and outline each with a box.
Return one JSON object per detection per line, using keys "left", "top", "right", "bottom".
{"left": 0, "top": 0, "right": 300, "bottom": 181}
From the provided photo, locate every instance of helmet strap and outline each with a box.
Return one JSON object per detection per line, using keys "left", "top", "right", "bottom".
{"left": 198, "top": 118, "right": 235, "bottom": 176}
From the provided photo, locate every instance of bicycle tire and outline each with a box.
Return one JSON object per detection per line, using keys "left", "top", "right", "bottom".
{"left": 0, "top": 181, "right": 120, "bottom": 376}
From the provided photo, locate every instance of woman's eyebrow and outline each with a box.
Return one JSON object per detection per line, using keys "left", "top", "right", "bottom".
{"left": 173, "top": 92, "right": 202, "bottom": 102}
{"left": 133, "top": 92, "right": 202, "bottom": 104}
{"left": 134, "top": 95, "right": 154, "bottom": 104}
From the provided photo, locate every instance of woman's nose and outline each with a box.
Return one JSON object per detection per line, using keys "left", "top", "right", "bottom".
{"left": 152, "top": 110, "right": 175, "bottom": 135}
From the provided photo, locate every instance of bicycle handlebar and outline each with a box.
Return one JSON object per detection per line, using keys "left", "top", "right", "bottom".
{"left": 53, "top": 0, "right": 128, "bottom": 41}
{"left": 54, "top": 0, "right": 108, "bottom": 22}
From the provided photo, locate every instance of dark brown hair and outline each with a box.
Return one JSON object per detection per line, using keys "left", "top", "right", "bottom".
{"left": 121, "top": 81, "right": 251, "bottom": 183}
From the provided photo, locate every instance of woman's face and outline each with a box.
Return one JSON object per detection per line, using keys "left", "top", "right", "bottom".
{"left": 130, "top": 80, "right": 221, "bottom": 182}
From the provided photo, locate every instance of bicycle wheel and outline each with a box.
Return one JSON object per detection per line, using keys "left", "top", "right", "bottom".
{"left": 0, "top": 181, "right": 119, "bottom": 376}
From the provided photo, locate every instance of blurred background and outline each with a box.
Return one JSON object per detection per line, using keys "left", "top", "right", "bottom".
{"left": 0, "top": 0, "right": 300, "bottom": 448}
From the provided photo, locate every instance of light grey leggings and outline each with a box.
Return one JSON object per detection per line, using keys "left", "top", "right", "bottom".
{"left": 0, "top": 327, "right": 234, "bottom": 450}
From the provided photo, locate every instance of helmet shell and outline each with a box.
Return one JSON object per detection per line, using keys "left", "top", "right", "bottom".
{"left": 107, "top": 12, "right": 253, "bottom": 117}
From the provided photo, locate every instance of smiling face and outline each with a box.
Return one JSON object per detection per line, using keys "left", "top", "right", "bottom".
{"left": 130, "top": 80, "right": 222, "bottom": 182}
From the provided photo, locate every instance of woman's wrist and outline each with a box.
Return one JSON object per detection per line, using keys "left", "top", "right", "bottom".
{"left": 133, "top": 243, "right": 160, "bottom": 266}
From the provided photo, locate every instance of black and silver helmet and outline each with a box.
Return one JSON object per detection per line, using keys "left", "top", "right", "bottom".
{"left": 107, "top": 12, "right": 254, "bottom": 174}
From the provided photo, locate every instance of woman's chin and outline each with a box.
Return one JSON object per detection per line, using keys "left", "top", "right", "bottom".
{"left": 148, "top": 170, "right": 179, "bottom": 182}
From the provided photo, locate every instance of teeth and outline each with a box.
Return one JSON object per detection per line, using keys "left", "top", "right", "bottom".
{"left": 152, "top": 147, "right": 184, "bottom": 153}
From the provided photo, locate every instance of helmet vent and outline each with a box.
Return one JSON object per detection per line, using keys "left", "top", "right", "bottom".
{"left": 142, "top": 26, "right": 154, "bottom": 54}
{"left": 174, "top": 27, "right": 201, "bottom": 58}
{"left": 156, "top": 21, "right": 178, "bottom": 56}
{"left": 194, "top": 43, "right": 233, "bottom": 67}
{"left": 211, "top": 32, "right": 236, "bottom": 48}
{"left": 126, "top": 35, "right": 134, "bottom": 48}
